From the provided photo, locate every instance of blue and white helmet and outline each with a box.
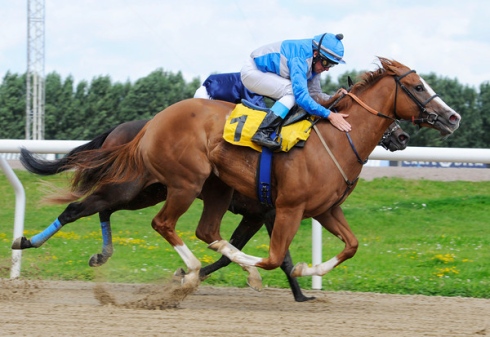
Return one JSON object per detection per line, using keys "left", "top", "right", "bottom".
{"left": 312, "top": 33, "right": 346, "bottom": 64}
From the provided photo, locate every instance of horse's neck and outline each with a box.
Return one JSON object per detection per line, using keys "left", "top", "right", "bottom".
{"left": 346, "top": 78, "right": 397, "bottom": 156}
{"left": 314, "top": 85, "right": 395, "bottom": 177}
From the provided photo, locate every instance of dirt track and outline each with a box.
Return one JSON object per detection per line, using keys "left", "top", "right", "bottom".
{"left": 2, "top": 164, "right": 489, "bottom": 336}
{"left": 0, "top": 279, "right": 489, "bottom": 337}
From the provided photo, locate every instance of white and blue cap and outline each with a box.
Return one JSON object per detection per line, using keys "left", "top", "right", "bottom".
{"left": 312, "top": 33, "right": 346, "bottom": 64}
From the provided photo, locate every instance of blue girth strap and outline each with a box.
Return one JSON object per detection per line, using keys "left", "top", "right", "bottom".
{"left": 256, "top": 133, "right": 275, "bottom": 207}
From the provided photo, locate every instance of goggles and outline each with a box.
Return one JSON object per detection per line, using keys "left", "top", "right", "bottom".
{"left": 320, "top": 56, "right": 338, "bottom": 69}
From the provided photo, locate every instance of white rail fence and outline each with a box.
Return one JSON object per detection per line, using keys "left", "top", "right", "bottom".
{"left": 2, "top": 140, "right": 490, "bottom": 287}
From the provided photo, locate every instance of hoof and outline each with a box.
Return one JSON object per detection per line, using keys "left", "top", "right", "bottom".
{"left": 246, "top": 276, "right": 263, "bottom": 292}
{"left": 172, "top": 268, "right": 186, "bottom": 283}
{"left": 243, "top": 266, "right": 262, "bottom": 291}
{"left": 291, "top": 262, "right": 308, "bottom": 278}
{"left": 11, "top": 237, "right": 31, "bottom": 250}
{"left": 173, "top": 268, "right": 200, "bottom": 288}
{"left": 88, "top": 253, "right": 109, "bottom": 267}
{"left": 294, "top": 294, "right": 316, "bottom": 302}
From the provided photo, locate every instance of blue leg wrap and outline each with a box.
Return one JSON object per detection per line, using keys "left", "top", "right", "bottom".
{"left": 100, "top": 221, "right": 113, "bottom": 256}
{"left": 30, "top": 218, "right": 62, "bottom": 248}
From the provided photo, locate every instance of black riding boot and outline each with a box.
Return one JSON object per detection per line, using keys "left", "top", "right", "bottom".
{"left": 251, "top": 111, "right": 283, "bottom": 150}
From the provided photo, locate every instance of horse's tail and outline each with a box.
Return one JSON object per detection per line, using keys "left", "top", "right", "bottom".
{"left": 49, "top": 123, "right": 150, "bottom": 204}
{"left": 20, "top": 126, "right": 116, "bottom": 176}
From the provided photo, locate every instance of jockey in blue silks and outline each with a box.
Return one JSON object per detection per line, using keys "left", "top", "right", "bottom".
{"left": 194, "top": 72, "right": 266, "bottom": 108}
{"left": 241, "top": 33, "right": 351, "bottom": 150}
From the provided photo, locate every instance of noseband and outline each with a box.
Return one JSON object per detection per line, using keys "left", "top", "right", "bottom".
{"left": 394, "top": 70, "right": 440, "bottom": 125}
{"left": 379, "top": 122, "right": 401, "bottom": 150}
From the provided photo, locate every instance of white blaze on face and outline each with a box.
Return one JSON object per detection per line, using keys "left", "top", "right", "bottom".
{"left": 421, "top": 78, "right": 461, "bottom": 119}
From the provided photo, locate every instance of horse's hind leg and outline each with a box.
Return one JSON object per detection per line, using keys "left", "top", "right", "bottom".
{"left": 12, "top": 180, "right": 147, "bottom": 251}
{"left": 291, "top": 206, "right": 358, "bottom": 277}
{"left": 88, "top": 210, "right": 114, "bottom": 267}
{"left": 88, "top": 183, "right": 168, "bottom": 267}
{"left": 151, "top": 188, "right": 204, "bottom": 288}
{"left": 12, "top": 196, "right": 112, "bottom": 250}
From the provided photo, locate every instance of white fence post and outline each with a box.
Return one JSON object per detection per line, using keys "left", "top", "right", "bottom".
{"left": 311, "top": 219, "right": 323, "bottom": 290}
{"left": 0, "top": 157, "right": 25, "bottom": 278}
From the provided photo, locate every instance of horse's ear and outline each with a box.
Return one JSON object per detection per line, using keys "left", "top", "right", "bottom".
{"left": 377, "top": 57, "right": 395, "bottom": 75}
{"left": 347, "top": 76, "right": 354, "bottom": 87}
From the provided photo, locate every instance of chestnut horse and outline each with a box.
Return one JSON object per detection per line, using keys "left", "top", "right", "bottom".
{"left": 18, "top": 117, "right": 409, "bottom": 301}
{"left": 14, "top": 58, "right": 460, "bottom": 289}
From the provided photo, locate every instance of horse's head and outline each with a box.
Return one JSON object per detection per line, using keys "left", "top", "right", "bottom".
{"left": 379, "top": 122, "right": 410, "bottom": 152}
{"left": 379, "top": 57, "right": 461, "bottom": 136}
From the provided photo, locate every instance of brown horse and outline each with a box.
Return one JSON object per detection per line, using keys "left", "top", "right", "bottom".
{"left": 15, "top": 58, "right": 460, "bottom": 288}
{"left": 18, "top": 117, "right": 409, "bottom": 300}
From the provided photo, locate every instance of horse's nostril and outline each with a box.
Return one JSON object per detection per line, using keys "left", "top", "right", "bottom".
{"left": 398, "top": 135, "right": 409, "bottom": 142}
{"left": 449, "top": 114, "right": 460, "bottom": 123}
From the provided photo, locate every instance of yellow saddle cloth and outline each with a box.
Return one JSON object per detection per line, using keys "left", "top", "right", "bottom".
{"left": 223, "top": 104, "right": 314, "bottom": 152}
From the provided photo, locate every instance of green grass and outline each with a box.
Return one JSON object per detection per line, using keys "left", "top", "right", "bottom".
{"left": 1, "top": 170, "right": 489, "bottom": 298}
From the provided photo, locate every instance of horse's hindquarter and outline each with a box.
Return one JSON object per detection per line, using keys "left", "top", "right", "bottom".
{"left": 140, "top": 99, "right": 232, "bottom": 188}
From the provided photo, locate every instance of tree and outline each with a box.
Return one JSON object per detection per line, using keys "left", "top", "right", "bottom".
{"left": 119, "top": 69, "right": 195, "bottom": 122}
{"left": 0, "top": 72, "right": 26, "bottom": 139}
{"left": 477, "top": 81, "right": 490, "bottom": 147}
{"left": 81, "top": 75, "right": 127, "bottom": 138}
{"left": 44, "top": 72, "right": 77, "bottom": 139}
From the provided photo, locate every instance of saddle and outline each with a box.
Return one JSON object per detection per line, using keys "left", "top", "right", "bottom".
{"left": 223, "top": 100, "right": 315, "bottom": 152}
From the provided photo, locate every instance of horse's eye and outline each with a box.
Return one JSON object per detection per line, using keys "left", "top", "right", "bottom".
{"left": 415, "top": 85, "right": 424, "bottom": 92}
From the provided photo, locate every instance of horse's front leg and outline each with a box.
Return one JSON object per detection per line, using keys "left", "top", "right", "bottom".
{"left": 193, "top": 175, "right": 268, "bottom": 289}
{"left": 291, "top": 206, "right": 359, "bottom": 277}
{"left": 209, "top": 206, "right": 303, "bottom": 271}
{"left": 262, "top": 210, "right": 315, "bottom": 302}
{"left": 200, "top": 212, "right": 264, "bottom": 290}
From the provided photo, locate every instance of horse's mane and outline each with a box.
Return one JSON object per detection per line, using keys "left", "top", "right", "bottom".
{"left": 333, "top": 57, "right": 406, "bottom": 111}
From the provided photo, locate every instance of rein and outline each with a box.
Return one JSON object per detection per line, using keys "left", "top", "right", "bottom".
{"left": 313, "top": 124, "right": 356, "bottom": 187}
{"left": 345, "top": 92, "right": 394, "bottom": 121}
{"left": 394, "top": 70, "right": 440, "bottom": 125}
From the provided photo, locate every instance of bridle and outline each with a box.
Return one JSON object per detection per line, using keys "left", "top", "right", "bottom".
{"left": 315, "top": 68, "right": 439, "bottom": 188}
{"left": 394, "top": 70, "right": 440, "bottom": 125}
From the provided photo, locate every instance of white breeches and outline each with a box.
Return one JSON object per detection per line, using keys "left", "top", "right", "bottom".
{"left": 241, "top": 58, "right": 296, "bottom": 110}
{"left": 193, "top": 86, "right": 211, "bottom": 99}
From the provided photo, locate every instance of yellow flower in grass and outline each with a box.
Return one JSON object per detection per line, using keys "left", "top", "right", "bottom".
{"left": 23, "top": 229, "right": 40, "bottom": 236}
{"left": 435, "top": 266, "right": 459, "bottom": 278}
{"left": 54, "top": 231, "right": 81, "bottom": 240}
{"left": 201, "top": 255, "right": 215, "bottom": 264}
{"left": 84, "top": 231, "right": 102, "bottom": 240}
{"left": 0, "top": 232, "right": 8, "bottom": 242}
{"left": 113, "top": 237, "right": 146, "bottom": 246}
{"left": 433, "top": 253, "right": 455, "bottom": 263}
